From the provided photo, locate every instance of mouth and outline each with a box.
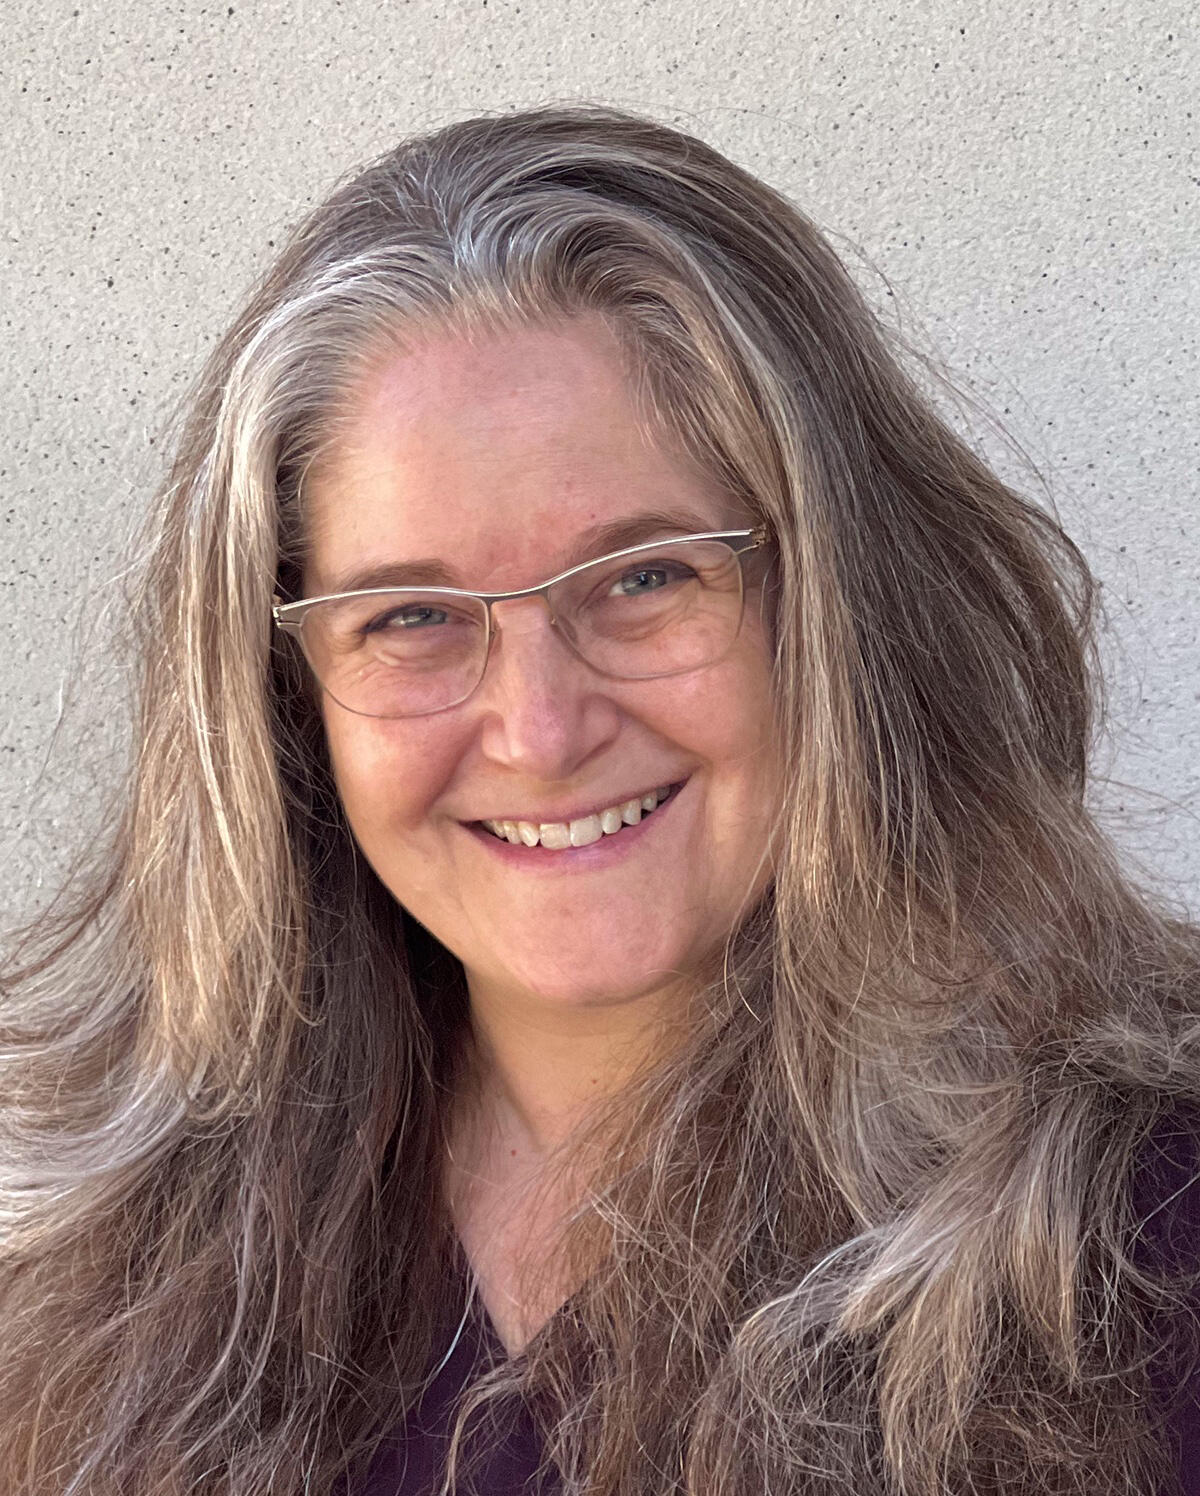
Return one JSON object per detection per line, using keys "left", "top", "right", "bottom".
{"left": 471, "top": 780, "right": 688, "bottom": 852}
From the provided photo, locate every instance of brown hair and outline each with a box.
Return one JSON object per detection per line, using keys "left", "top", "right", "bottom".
{"left": 2, "top": 104, "right": 1198, "bottom": 1495}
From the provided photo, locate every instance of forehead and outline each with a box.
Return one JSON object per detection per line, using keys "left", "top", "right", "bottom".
{"left": 301, "top": 316, "right": 737, "bottom": 593}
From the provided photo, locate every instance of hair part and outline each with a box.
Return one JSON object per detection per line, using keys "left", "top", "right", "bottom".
{"left": 2, "top": 103, "right": 1199, "bottom": 1495}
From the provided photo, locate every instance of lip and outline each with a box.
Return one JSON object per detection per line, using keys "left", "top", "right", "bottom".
{"left": 465, "top": 779, "right": 685, "bottom": 829}
{"left": 464, "top": 778, "right": 689, "bottom": 870}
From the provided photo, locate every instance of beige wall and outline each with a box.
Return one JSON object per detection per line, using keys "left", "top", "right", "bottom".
{"left": 2, "top": 0, "right": 1197, "bottom": 920}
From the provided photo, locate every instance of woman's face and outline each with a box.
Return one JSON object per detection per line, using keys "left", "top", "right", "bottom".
{"left": 303, "top": 315, "right": 781, "bottom": 1013}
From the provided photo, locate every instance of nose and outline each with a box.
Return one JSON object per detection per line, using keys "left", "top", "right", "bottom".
{"left": 472, "top": 596, "right": 622, "bottom": 779}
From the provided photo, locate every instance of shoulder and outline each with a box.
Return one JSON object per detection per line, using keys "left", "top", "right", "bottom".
{"left": 1129, "top": 1105, "right": 1200, "bottom": 1279}
{"left": 1127, "top": 1105, "right": 1200, "bottom": 1495}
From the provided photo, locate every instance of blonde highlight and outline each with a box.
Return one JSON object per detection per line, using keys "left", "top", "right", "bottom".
{"left": 2, "top": 104, "right": 1198, "bottom": 1495}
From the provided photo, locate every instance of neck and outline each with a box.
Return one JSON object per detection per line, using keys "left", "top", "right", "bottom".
{"left": 458, "top": 974, "right": 692, "bottom": 1157}
{"left": 444, "top": 976, "right": 699, "bottom": 1350}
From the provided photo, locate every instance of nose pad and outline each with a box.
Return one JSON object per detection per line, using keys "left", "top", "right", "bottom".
{"left": 544, "top": 606, "right": 578, "bottom": 654}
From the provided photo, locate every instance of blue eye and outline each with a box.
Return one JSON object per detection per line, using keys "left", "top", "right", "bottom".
{"left": 364, "top": 604, "right": 449, "bottom": 633}
{"left": 611, "top": 563, "right": 690, "bottom": 597}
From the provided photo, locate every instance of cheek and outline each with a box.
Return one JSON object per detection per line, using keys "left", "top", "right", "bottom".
{"left": 322, "top": 712, "right": 457, "bottom": 841}
{"left": 662, "top": 643, "right": 779, "bottom": 789}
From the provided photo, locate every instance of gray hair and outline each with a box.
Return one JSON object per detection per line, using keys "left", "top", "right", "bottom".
{"left": 2, "top": 104, "right": 1198, "bottom": 1496}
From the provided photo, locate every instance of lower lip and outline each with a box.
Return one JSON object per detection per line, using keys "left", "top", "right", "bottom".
{"left": 464, "top": 781, "right": 688, "bottom": 872}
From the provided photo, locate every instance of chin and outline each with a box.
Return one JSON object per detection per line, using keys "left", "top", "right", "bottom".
{"left": 477, "top": 944, "right": 705, "bottom": 1014}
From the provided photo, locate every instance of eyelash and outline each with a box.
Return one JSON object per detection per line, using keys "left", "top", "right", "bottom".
{"left": 354, "top": 561, "right": 692, "bottom": 635}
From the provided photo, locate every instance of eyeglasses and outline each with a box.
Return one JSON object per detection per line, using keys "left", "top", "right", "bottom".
{"left": 273, "top": 529, "right": 767, "bottom": 720}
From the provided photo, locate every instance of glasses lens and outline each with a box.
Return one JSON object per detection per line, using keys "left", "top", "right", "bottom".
{"left": 299, "top": 590, "right": 488, "bottom": 718}
{"left": 554, "top": 538, "right": 746, "bottom": 679}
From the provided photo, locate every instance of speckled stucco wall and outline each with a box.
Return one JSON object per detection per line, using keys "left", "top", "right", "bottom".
{"left": 2, "top": 0, "right": 1197, "bottom": 923}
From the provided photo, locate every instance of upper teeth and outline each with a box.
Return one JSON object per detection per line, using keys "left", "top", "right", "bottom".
{"left": 482, "top": 786, "right": 673, "bottom": 849}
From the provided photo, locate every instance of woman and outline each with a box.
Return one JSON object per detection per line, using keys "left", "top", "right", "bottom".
{"left": 1, "top": 104, "right": 1198, "bottom": 1496}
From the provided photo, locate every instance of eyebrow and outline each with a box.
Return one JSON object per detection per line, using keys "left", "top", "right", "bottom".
{"left": 314, "top": 506, "right": 726, "bottom": 596}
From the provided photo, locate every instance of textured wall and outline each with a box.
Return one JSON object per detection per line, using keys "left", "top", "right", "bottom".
{"left": 2, "top": 0, "right": 1197, "bottom": 923}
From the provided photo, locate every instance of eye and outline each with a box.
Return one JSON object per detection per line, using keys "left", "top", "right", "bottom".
{"left": 362, "top": 603, "right": 450, "bottom": 633}
{"left": 609, "top": 561, "right": 692, "bottom": 597}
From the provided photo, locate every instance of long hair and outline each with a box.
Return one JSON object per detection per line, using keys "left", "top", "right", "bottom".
{"left": 2, "top": 104, "right": 1198, "bottom": 1496}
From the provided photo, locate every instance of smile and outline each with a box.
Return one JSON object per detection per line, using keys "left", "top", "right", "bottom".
{"left": 477, "top": 783, "right": 683, "bottom": 851}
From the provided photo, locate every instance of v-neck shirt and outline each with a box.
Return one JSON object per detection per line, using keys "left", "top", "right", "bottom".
{"left": 355, "top": 1270, "right": 556, "bottom": 1496}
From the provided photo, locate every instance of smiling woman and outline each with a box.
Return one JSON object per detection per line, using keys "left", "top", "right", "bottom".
{"left": 2, "top": 106, "right": 1200, "bottom": 1496}
{"left": 305, "top": 319, "right": 780, "bottom": 1031}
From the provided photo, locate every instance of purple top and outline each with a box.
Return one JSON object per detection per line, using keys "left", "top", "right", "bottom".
{"left": 356, "top": 1125, "right": 1200, "bottom": 1496}
{"left": 356, "top": 1282, "right": 553, "bottom": 1496}
{"left": 1131, "top": 1114, "right": 1200, "bottom": 1493}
